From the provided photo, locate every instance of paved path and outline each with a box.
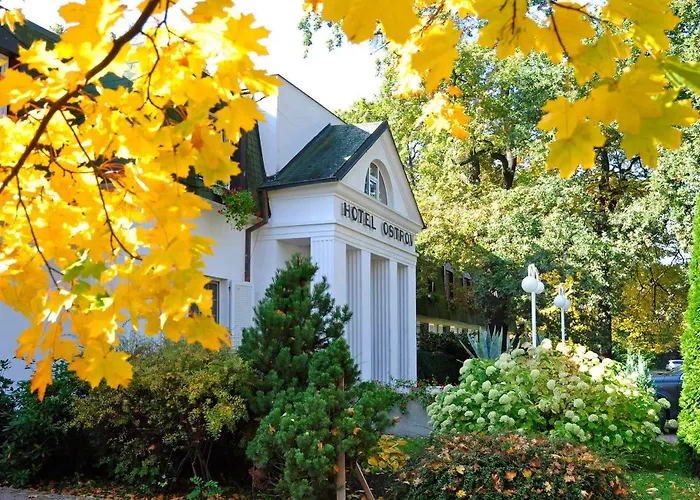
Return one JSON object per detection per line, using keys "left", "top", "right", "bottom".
{"left": 0, "top": 488, "right": 100, "bottom": 499}
{"left": 659, "top": 433, "right": 678, "bottom": 444}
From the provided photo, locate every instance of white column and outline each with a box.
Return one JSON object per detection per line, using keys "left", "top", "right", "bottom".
{"left": 407, "top": 264, "right": 417, "bottom": 380}
{"left": 311, "top": 236, "right": 347, "bottom": 306}
{"left": 389, "top": 259, "right": 400, "bottom": 381}
{"left": 346, "top": 248, "right": 361, "bottom": 364}
{"left": 359, "top": 249, "right": 372, "bottom": 380}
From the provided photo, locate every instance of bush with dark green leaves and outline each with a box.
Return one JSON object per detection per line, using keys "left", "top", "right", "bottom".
{"left": 0, "top": 359, "right": 14, "bottom": 446}
{"left": 680, "top": 195, "right": 700, "bottom": 459}
{"left": 240, "top": 254, "right": 395, "bottom": 499}
{"left": 0, "top": 362, "right": 90, "bottom": 486}
{"left": 394, "top": 433, "right": 629, "bottom": 500}
{"left": 71, "top": 340, "right": 252, "bottom": 491}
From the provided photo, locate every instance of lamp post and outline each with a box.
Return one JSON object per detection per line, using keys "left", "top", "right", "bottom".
{"left": 553, "top": 285, "right": 571, "bottom": 343}
{"left": 521, "top": 264, "right": 544, "bottom": 347}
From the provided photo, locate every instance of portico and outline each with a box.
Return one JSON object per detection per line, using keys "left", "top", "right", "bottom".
{"left": 253, "top": 102, "right": 423, "bottom": 381}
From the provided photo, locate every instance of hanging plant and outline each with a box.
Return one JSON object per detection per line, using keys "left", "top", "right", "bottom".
{"left": 212, "top": 185, "right": 259, "bottom": 230}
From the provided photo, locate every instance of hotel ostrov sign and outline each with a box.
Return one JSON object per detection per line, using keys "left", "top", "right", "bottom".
{"left": 340, "top": 201, "right": 414, "bottom": 247}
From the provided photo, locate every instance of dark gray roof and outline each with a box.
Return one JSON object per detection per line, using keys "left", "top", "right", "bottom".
{"left": 0, "top": 18, "right": 60, "bottom": 57}
{"left": 261, "top": 121, "right": 387, "bottom": 190}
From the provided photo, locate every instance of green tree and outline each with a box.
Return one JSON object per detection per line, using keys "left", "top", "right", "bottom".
{"left": 240, "top": 255, "right": 394, "bottom": 498}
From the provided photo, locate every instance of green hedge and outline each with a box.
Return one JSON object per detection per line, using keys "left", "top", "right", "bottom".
{"left": 680, "top": 194, "right": 700, "bottom": 456}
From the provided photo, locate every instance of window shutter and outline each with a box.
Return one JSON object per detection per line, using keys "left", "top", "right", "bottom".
{"left": 232, "top": 283, "right": 253, "bottom": 347}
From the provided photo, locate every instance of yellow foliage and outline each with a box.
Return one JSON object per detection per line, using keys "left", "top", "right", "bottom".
{"left": 0, "top": 0, "right": 277, "bottom": 398}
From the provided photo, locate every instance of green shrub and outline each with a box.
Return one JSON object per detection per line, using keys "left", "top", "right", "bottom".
{"left": 395, "top": 433, "right": 629, "bottom": 499}
{"left": 680, "top": 195, "right": 700, "bottom": 456}
{"left": 0, "top": 362, "right": 90, "bottom": 486}
{"left": 241, "top": 255, "right": 394, "bottom": 499}
{"left": 72, "top": 341, "right": 251, "bottom": 491}
{"left": 427, "top": 340, "right": 667, "bottom": 458}
{"left": 0, "top": 359, "right": 13, "bottom": 446}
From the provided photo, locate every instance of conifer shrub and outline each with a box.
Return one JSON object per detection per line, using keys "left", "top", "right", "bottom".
{"left": 240, "top": 254, "right": 395, "bottom": 499}
{"left": 395, "top": 434, "right": 629, "bottom": 499}
{"left": 71, "top": 341, "right": 251, "bottom": 491}
{"left": 0, "top": 362, "right": 91, "bottom": 486}
{"left": 679, "top": 195, "right": 700, "bottom": 458}
{"left": 428, "top": 340, "right": 667, "bottom": 458}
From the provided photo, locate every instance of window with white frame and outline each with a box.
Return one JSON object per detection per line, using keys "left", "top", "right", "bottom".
{"left": 190, "top": 279, "right": 221, "bottom": 324}
{"left": 364, "top": 162, "right": 388, "bottom": 205}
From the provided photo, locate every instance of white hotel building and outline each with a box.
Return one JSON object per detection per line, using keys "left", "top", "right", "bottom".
{"left": 0, "top": 72, "right": 424, "bottom": 383}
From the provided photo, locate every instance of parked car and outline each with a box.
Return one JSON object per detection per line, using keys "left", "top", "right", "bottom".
{"left": 652, "top": 367, "right": 683, "bottom": 428}
{"left": 666, "top": 359, "right": 683, "bottom": 370}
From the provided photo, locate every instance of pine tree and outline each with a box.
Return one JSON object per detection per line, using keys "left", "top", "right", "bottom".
{"left": 240, "top": 255, "right": 394, "bottom": 498}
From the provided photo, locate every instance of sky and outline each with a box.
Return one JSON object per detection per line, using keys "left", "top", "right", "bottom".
{"left": 4, "top": 0, "right": 383, "bottom": 112}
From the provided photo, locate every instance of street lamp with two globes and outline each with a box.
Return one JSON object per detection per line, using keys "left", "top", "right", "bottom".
{"left": 521, "top": 264, "right": 544, "bottom": 347}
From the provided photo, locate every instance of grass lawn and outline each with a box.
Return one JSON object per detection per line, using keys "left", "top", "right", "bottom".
{"left": 623, "top": 443, "right": 700, "bottom": 499}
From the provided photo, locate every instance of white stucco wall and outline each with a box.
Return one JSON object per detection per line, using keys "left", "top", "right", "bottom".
{"left": 258, "top": 76, "right": 344, "bottom": 177}
{"left": 0, "top": 304, "right": 31, "bottom": 382}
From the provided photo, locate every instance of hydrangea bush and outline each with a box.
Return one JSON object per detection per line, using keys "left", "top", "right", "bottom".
{"left": 427, "top": 339, "right": 669, "bottom": 454}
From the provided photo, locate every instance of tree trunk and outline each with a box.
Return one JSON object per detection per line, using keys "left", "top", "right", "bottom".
{"left": 468, "top": 153, "right": 481, "bottom": 184}
{"left": 492, "top": 150, "right": 517, "bottom": 189}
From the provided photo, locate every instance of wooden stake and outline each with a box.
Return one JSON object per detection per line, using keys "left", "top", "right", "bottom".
{"left": 355, "top": 461, "right": 376, "bottom": 500}
{"left": 336, "top": 377, "right": 346, "bottom": 500}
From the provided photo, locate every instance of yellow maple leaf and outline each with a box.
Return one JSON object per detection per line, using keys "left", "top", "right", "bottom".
{"left": 215, "top": 96, "right": 263, "bottom": 144}
{"left": 70, "top": 345, "right": 133, "bottom": 389}
{"left": 476, "top": 0, "right": 540, "bottom": 58}
{"left": 523, "top": 469, "right": 533, "bottom": 479}
{"left": 420, "top": 93, "right": 470, "bottom": 139}
{"left": 0, "top": 7, "right": 25, "bottom": 32}
{"left": 538, "top": 96, "right": 588, "bottom": 140}
{"left": 603, "top": 0, "right": 678, "bottom": 52}
{"left": 410, "top": 20, "right": 461, "bottom": 92}
{"left": 31, "top": 357, "right": 53, "bottom": 401}
{"left": 445, "top": 0, "right": 477, "bottom": 18}
{"left": 321, "top": 0, "right": 419, "bottom": 44}
{"left": 570, "top": 32, "right": 631, "bottom": 83}
{"left": 546, "top": 121, "right": 606, "bottom": 177}
{"left": 621, "top": 94, "right": 698, "bottom": 169}
{"left": 538, "top": 2, "right": 595, "bottom": 63}
{"left": 587, "top": 57, "right": 668, "bottom": 134}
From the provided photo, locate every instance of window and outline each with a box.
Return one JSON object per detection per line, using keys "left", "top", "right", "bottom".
{"left": 190, "top": 279, "right": 221, "bottom": 323}
{"left": 445, "top": 269, "right": 454, "bottom": 300}
{"left": 0, "top": 55, "right": 7, "bottom": 117}
{"left": 364, "top": 162, "right": 388, "bottom": 205}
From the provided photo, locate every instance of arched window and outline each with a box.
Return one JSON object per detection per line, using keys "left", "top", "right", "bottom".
{"left": 364, "top": 162, "right": 388, "bottom": 205}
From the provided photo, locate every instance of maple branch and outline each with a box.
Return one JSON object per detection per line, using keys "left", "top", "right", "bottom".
{"left": 138, "top": 31, "right": 164, "bottom": 111}
{"left": 549, "top": 11, "right": 569, "bottom": 59}
{"left": 59, "top": 110, "right": 141, "bottom": 261}
{"left": 15, "top": 176, "right": 60, "bottom": 288}
{"left": 0, "top": 0, "right": 161, "bottom": 196}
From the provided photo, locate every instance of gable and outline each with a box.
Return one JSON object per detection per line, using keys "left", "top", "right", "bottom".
{"left": 340, "top": 128, "right": 423, "bottom": 227}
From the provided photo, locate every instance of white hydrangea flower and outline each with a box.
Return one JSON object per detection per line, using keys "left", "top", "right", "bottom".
{"left": 565, "top": 410, "right": 575, "bottom": 420}
{"left": 499, "top": 394, "right": 510, "bottom": 405}
{"left": 471, "top": 380, "right": 479, "bottom": 388}
{"left": 456, "top": 389, "right": 467, "bottom": 397}
{"left": 464, "top": 398, "right": 472, "bottom": 405}
{"left": 464, "top": 410, "right": 474, "bottom": 418}
{"left": 603, "top": 436, "right": 610, "bottom": 442}
{"left": 482, "top": 381, "right": 492, "bottom": 391}
{"left": 473, "top": 393, "right": 484, "bottom": 404}
{"left": 530, "top": 369, "right": 541, "bottom": 379}
{"left": 444, "top": 394, "right": 455, "bottom": 405}
{"left": 575, "top": 345, "right": 587, "bottom": 355}
{"left": 489, "top": 389, "right": 500, "bottom": 400}
{"left": 609, "top": 424, "right": 618, "bottom": 432}
{"left": 476, "top": 417, "right": 486, "bottom": 425}
{"left": 666, "top": 419, "right": 679, "bottom": 430}
{"left": 499, "top": 353, "right": 512, "bottom": 362}
{"left": 573, "top": 398, "right": 584, "bottom": 409}
{"left": 588, "top": 414, "right": 598, "bottom": 423}
{"left": 512, "top": 348, "right": 525, "bottom": 357}
{"left": 499, "top": 415, "right": 511, "bottom": 424}
{"left": 488, "top": 411, "right": 498, "bottom": 421}
{"left": 625, "top": 430, "right": 633, "bottom": 437}
{"left": 486, "top": 366, "right": 497, "bottom": 376}
{"left": 518, "top": 408, "right": 527, "bottom": 417}
{"left": 547, "top": 380, "right": 556, "bottom": 391}
{"left": 541, "top": 339, "right": 553, "bottom": 350}
{"left": 444, "top": 384, "right": 454, "bottom": 391}
{"left": 659, "top": 398, "right": 671, "bottom": 409}
{"left": 572, "top": 416, "right": 580, "bottom": 423}
{"left": 600, "top": 414, "right": 608, "bottom": 420}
